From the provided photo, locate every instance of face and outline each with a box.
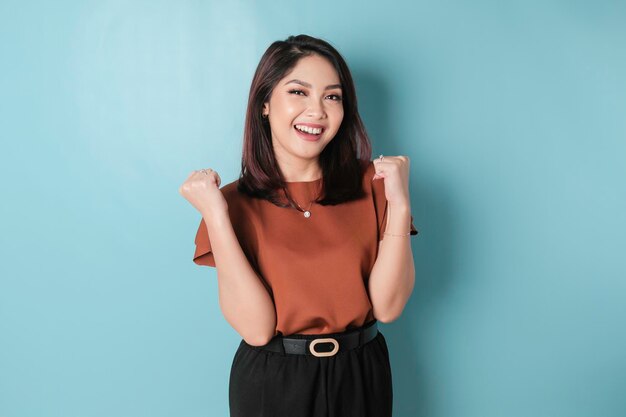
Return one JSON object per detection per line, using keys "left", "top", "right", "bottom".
{"left": 262, "top": 54, "right": 344, "bottom": 169}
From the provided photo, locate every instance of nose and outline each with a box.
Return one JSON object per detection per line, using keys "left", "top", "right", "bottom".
{"left": 306, "top": 97, "right": 326, "bottom": 118}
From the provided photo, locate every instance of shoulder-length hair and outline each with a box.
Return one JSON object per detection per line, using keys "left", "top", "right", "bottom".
{"left": 237, "top": 34, "right": 373, "bottom": 208}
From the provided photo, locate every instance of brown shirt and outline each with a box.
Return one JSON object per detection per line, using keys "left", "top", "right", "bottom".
{"left": 193, "top": 160, "right": 418, "bottom": 336}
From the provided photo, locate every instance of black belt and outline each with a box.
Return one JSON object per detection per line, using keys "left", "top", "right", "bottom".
{"left": 257, "top": 320, "right": 379, "bottom": 357}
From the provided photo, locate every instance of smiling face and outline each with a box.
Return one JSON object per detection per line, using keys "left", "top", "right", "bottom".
{"left": 262, "top": 54, "right": 344, "bottom": 179}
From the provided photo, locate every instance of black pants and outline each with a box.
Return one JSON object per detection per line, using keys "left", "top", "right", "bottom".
{"left": 228, "top": 320, "right": 393, "bottom": 417}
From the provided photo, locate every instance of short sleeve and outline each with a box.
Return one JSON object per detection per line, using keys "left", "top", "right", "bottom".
{"left": 193, "top": 217, "right": 216, "bottom": 267}
{"left": 371, "top": 175, "right": 419, "bottom": 242}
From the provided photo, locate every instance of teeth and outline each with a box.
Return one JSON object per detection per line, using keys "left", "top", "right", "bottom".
{"left": 295, "top": 125, "right": 322, "bottom": 135}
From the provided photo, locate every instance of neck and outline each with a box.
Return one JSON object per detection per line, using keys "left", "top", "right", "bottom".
{"left": 276, "top": 156, "right": 322, "bottom": 182}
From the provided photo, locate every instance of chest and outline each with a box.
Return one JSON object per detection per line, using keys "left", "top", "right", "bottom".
{"left": 252, "top": 197, "right": 379, "bottom": 280}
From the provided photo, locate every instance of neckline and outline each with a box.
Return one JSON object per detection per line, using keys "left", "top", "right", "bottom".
{"left": 285, "top": 177, "right": 323, "bottom": 185}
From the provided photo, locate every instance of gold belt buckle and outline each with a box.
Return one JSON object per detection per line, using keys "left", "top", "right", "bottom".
{"left": 309, "top": 337, "right": 339, "bottom": 357}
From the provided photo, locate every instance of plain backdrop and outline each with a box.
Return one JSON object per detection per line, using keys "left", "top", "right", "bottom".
{"left": 1, "top": 1, "right": 625, "bottom": 416}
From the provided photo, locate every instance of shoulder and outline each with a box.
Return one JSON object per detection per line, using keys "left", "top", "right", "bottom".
{"left": 218, "top": 178, "right": 256, "bottom": 209}
{"left": 363, "top": 159, "right": 383, "bottom": 191}
{"left": 219, "top": 178, "right": 241, "bottom": 198}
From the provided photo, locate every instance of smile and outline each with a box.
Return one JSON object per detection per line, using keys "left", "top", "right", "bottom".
{"left": 295, "top": 124, "right": 324, "bottom": 134}
{"left": 294, "top": 125, "right": 324, "bottom": 141}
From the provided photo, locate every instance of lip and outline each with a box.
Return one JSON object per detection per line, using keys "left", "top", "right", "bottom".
{"left": 294, "top": 122, "right": 326, "bottom": 130}
{"left": 293, "top": 124, "right": 323, "bottom": 142}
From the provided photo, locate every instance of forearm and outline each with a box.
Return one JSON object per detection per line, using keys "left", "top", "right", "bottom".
{"left": 204, "top": 211, "right": 277, "bottom": 346}
{"left": 368, "top": 203, "right": 415, "bottom": 322}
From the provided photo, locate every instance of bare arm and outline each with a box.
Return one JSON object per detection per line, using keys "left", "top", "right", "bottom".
{"left": 368, "top": 203, "right": 415, "bottom": 322}
{"left": 204, "top": 211, "right": 277, "bottom": 346}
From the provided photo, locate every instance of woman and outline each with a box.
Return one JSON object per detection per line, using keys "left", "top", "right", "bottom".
{"left": 179, "top": 34, "right": 418, "bottom": 417}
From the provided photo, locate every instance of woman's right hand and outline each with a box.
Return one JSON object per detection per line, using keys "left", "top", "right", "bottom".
{"left": 179, "top": 168, "right": 228, "bottom": 218}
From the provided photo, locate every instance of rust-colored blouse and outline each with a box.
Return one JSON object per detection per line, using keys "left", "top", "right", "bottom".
{"left": 193, "top": 160, "right": 418, "bottom": 336}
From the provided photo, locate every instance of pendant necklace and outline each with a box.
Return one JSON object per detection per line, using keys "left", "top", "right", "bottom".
{"left": 287, "top": 180, "right": 322, "bottom": 219}
{"left": 296, "top": 199, "right": 315, "bottom": 218}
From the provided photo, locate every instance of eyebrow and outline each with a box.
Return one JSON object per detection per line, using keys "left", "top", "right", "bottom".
{"left": 283, "top": 79, "right": 342, "bottom": 90}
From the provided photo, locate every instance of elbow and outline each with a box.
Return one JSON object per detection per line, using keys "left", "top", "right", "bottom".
{"left": 375, "top": 299, "right": 409, "bottom": 323}
{"left": 223, "top": 311, "right": 276, "bottom": 347}
{"left": 373, "top": 296, "right": 410, "bottom": 324}
{"left": 374, "top": 304, "right": 402, "bottom": 324}
{"left": 243, "top": 337, "right": 271, "bottom": 346}
{"left": 376, "top": 311, "right": 401, "bottom": 324}
{"left": 371, "top": 269, "right": 415, "bottom": 324}
{"left": 244, "top": 332, "right": 273, "bottom": 347}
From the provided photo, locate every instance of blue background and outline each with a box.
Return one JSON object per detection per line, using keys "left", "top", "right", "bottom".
{"left": 1, "top": 1, "right": 625, "bottom": 416}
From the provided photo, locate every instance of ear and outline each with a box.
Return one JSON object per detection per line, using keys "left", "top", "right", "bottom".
{"left": 262, "top": 103, "right": 269, "bottom": 115}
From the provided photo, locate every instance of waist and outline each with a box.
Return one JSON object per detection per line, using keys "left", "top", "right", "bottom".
{"left": 247, "top": 319, "right": 379, "bottom": 357}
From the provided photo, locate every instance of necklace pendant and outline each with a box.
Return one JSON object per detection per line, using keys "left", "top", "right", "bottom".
{"left": 303, "top": 210, "right": 311, "bottom": 218}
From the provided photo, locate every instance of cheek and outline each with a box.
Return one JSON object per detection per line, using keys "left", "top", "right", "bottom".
{"left": 331, "top": 110, "right": 344, "bottom": 129}
{"left": 280, "top": 106, "right": 300, "bottom": 122}
{"left": 279, "top": 96, "right": 303, "bottom": 112}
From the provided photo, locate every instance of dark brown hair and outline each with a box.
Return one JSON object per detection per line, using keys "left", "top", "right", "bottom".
{"left": 237, "top": 34, "right": 373, "bottom": 208}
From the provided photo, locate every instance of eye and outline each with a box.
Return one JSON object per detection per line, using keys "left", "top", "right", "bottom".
{"left": 288, "top": 89, "right": 343, "bottom": 102}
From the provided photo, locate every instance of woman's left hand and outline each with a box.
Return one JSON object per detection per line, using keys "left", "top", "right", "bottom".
{"left": 372, "top": 155, "right": 411, "bottom": 207}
